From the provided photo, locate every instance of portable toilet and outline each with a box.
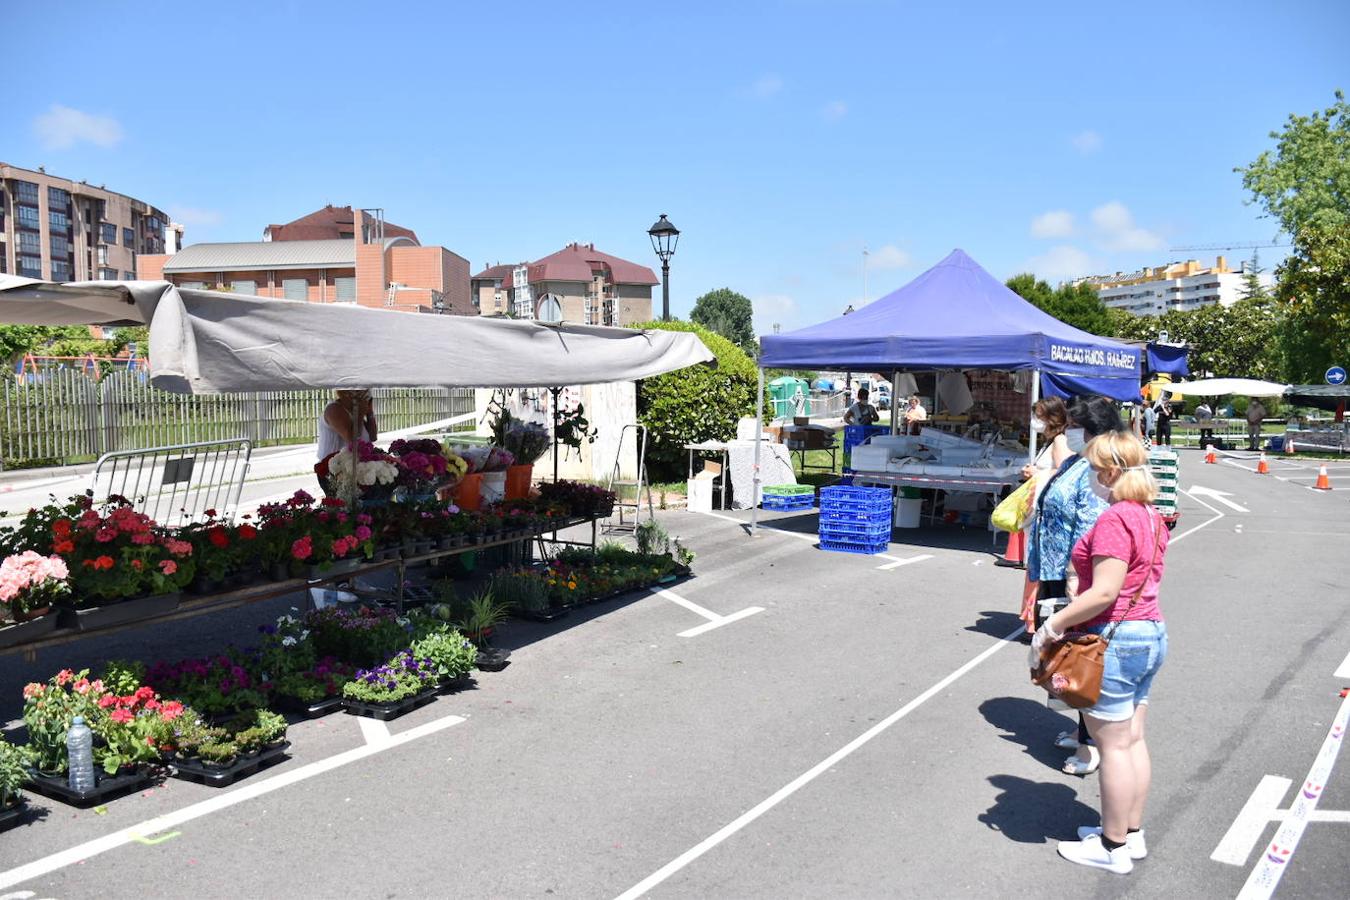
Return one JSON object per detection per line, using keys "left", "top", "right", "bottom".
{"left": 769, "top": 376, "right": 811, "bottom": 419}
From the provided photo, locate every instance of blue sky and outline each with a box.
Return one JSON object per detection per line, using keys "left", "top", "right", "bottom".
{"left": 7, "top": 0, "right": 1347, "bottom": 333}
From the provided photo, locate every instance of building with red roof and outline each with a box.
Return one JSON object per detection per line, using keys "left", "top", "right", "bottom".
{"left": 472, "top": 242, "right": 657, "bottom": 325}
{"left": 263, "top": 205, "right": 418, "bottom": 244}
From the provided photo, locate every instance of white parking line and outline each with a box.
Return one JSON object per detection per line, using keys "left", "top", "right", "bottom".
{"left": 1335, "top": 648, "right": 1350, "bottom": 680}
{"left": 649, "top": 587, "right": 764, "bottom": 638}
{"left": 612, "top": 625, "right": 1025, "bottom": 900}
{"left": 1212, "top": 775, "right": 1293, "bottom": 865}
{"left": 0, "top": 712, "right": 466, "bottom": 892}
{"left": 877, "top": 555, "right": 932, "bottom": 570}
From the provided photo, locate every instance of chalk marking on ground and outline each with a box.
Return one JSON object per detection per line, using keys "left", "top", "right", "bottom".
{"left": 0, "top": 712, "right": 466, "bottom": 892}
{"left": 1212, "top": 775, "right": 1293, "bottom": 865}
{"left": 1236, "top": 691, "right": 1350, "bottom": 899}
{"left": 648, "top": 587, "right": 763, "bottom": 637}
{"left": 612, "top": 625, "right": 1025, "bottom": 900}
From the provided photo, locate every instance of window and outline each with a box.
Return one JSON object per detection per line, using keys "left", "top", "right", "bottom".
{"left": 98, "top": 267, "right": 118, "bottom": 281}
{"left": 231, "top": 280, "right": 257, "bottom": 295}
{"left": 15, "top": 181, "right": 38, "bottom": 204}
{"left": 51, "top": 260, "right": 72, "bottom": 282}
{"left": 122, "top": 227, "right": 134, "bottom": 248}
{"left": 19, "top": 256, "right": 43, "bottom": 278}
{"left": 334, "top": 277, "right": 356, "bottom": 302}
{"left": 19, "top": 232, "right": 41, "bottom": 254}
{"left": 47, "top": 186, "right": 70, "bottom": 207}
{"left": 50, "top": 209, "right": 70, "bottom": 231}
{"left": 97, "top": 246, "right": 109, "bottom": 265}
{"left": 50, "top": 234, "right": 70, "bottom": 257}
{"left": 17, "top": 205, "right": 40, "bottom": 229}
{"left": 146, "top": 215, "right": 161, "bottom": 233}
{"left": 124, "top": 271, "right": 136, "bottom": 281}
{"left": 100, "top": 223, "right": 118, "bottom": 244}
{"left": 282, "top": 279, "right": 308, "bottom": 301}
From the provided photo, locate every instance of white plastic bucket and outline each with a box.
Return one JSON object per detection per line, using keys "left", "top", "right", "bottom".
{"left": 480, "top": 471, "right": 507, "bottom": 505}
{"left": 894, "top": 498, "right": 922, "bottom": 528}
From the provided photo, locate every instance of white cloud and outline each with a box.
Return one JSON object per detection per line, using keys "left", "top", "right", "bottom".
{"left": 1071, "top": 130, "right": 1103, "bottom": 154}
{"left": 1030, "top": 210, "right": 1076, "bottom": 239}
{"left": 168, "top": 206, "right": 223, "bottom": 226}
{"left": 753, "top": 294, "right": 800, "bottom": 335}
{"left": 1023, "top": 245, "right": 1095, "bottom": 281}
{"left": 745, "top": 74, "right": 783, "bottom": 99}
{"left": 1090, "top": 201, "right": 1163, "bottom": 252}
{"left": 867, "top": 245, "right": 912, "bottom": 270}
{"left": 33, "top": 104, "right": 124, "bottom": 150}
{"left": 822, "top": 100, "right": 848, "bottom": 121}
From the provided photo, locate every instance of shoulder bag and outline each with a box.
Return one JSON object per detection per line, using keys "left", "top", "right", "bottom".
{"left": 1030, "top": 508, "right": 1161, "bottom": 709}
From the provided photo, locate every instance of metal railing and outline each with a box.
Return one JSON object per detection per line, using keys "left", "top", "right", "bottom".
{"left": 0, "top": 369, "right": 475, "bottom": 468}
{"left": 90, "top": 439, "right": 253, "bottom": 525}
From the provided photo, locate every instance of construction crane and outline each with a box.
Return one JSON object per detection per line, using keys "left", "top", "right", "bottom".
{"left": 1168, "top": 240, "right": 1289, "bottom": 253}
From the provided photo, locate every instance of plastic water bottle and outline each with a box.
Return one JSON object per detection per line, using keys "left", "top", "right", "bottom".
{"left": 67, "top": 716, "right": 96, "bottom": 793}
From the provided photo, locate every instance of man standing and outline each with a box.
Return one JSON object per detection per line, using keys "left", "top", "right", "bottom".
{"left": 1246, "top": 398, "right": 1267, "bottom": 451}
{"left": 1154, "top": 398, "right": 1173, "bottom": 448}
{"left": 1195, "top": 401, "right": 1215, "bottom": 449}
{"left": 844, "top": 387, "right": 880, "bottom": 426}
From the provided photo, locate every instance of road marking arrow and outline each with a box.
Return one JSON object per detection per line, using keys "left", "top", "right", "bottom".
{"left": 1189, "top": 485, "right": 1249, "bottom": 513}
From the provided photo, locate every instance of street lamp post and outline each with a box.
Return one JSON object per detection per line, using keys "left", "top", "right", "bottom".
{"left": 842, "top": 303, "right": 856, "bottom": 401}
{"left": 647, "top": 214, "right": 680, "bottom": 322}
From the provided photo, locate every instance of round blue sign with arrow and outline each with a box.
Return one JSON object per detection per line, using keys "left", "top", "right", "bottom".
{"left": 1328, "top": 366, "right": 1347, "bottom": 386}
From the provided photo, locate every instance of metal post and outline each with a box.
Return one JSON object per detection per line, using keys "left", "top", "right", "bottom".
{"left": 661, "top": 261, "right": 670, "bottom": 322}
{"left": 749, "top": 366, "right": 765, "bottom": 535}
{"left": 891, "top": 371, "right": 901, "bottom": 436}
{"left": 1028, "top": 369, "right": 1041, "bottom": 463}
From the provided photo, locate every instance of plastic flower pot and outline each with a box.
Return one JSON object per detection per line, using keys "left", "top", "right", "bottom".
{"left": 480, "top": 471, "right": 507, "bottom": 505}
{"left": 505, "top": 464, "right": 534, "bottom": 501}
{"left": 454, "top": 474, "right": 483, "bottom": 512}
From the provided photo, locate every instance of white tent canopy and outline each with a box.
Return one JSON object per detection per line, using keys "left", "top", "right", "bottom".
{"left": 1167, "top": 377, "right": 1290, "bottom": 398}
{"left": 0, "top": 277, "right": 714, "bottom": 393}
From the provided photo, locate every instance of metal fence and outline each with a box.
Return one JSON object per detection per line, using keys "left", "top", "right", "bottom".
{"left": 91, "top": 439, "right": 253, "bottom": 526}
{"left": 0, "top": 369, "right": 476, "bottom": 467}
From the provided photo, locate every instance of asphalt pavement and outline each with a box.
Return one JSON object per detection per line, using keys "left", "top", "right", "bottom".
{"left": 1, "top": 447, "right": 1347, "bottom": 899}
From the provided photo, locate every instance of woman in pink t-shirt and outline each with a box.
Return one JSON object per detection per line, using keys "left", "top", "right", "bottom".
{"left": 1029, "top": 431, "right": 1169, "bottom": 875}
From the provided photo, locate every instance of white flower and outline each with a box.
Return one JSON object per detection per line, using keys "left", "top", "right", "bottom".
{"left": 281, "top": 635, "right": 297, "bottom": 647}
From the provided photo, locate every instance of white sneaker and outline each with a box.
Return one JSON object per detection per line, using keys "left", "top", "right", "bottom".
{"left": 1077, "top": 826, "right": 1147, "bottom": 859}
{"left": 1057, "top": 833, "right": 1134, "bottom": 874}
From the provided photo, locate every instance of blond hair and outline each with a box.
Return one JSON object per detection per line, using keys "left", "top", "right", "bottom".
{"left": 1083, "top": 431, "right": 1157, "bottom": 504}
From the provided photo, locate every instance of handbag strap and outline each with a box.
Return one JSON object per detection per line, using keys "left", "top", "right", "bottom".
{"left": 1102, "top": 506, "right": 1162, "bottom": 644}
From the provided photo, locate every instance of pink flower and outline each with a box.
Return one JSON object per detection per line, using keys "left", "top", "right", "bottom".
{"left": 355, "top": 525, "right": 372, "bottom": 541}
{"left": 291, "top": 537, "right": 313, "bottom": 561}
{"left": 159, "top": 559, "right": 178, "bottom": 575}
{"left": 109, "top": 709, "right": 133, "bottom": 724}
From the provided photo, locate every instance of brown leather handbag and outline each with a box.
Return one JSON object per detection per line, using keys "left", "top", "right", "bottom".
{"left": 1031, "top": 511, "right": 1161, "bottom": 709}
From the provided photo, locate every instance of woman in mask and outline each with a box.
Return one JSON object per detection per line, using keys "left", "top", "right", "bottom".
{"left": 1033, "top": 430, "right": 1169, "bottom": 874}
{"left": 1025, "top": 395, "right": 1124, "bottom": 775}
{"left": 1017, "top": 397, "right": 1072, "bottom": 632}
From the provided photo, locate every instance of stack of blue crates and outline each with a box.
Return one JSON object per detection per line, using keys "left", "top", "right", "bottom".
{"left": 818, "top": 485, "right": 892, "bottom": 554}
{"left": 761, "top": 484, "right": 815, "bottom": 511}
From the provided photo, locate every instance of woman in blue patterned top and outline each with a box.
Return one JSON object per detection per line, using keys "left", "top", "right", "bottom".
{"left": 1026, "top": 395, "right": 1124, "bottom": 774}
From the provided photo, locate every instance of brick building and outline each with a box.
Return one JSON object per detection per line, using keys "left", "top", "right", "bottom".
{"left": 471, "top": 242, "right": 656, "bottom": 325}
{"left": 0, "top": 162, "right": 177, "bottom": 282}
{"left": 138, "top": 207, "right": 472, "bottom": 314}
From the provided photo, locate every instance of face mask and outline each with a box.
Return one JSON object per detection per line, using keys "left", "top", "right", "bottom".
{"left": 1030, "top": 417, "right": 1046, "bottom": 433}
{"left": 1065, "top": 427, "right": 1086, "bottom": 452}
{"left": 1090, "top": 475, "right": 1113, "bottom": 503}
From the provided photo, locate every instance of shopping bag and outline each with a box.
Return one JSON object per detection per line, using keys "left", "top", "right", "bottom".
{"left": 991, "top": 475, "right": 1038, "bottom": 533}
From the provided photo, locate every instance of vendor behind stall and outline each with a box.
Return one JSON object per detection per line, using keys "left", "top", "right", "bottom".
{"left": 902, "top": 394, "right": 928, "bottom": 435}
{"left": 844, "top": 387, "right": 880, "bottom": 425}
{"left": 318, "top": 389, "right": 378, "bottom": 459}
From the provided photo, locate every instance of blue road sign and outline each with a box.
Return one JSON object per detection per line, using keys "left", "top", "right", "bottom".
{"left": 1327, "top": 366, "right": 1347, "bottom": 386}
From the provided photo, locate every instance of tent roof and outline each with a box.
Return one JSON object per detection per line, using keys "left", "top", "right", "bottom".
{"left": 0, "top": 277, "right": 714, "bottom": 394}
{"left": 1285, "top": 384, "right": 1350, "bottom": 400}
{"left": 758, "top": 249, "right": 1141, "bottom": 401}
{"left": 1169, "top": 377, "right": 1290, "bottom": 397}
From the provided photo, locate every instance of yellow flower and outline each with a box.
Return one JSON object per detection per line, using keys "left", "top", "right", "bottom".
{"left": 568, "top": 581, "right": 577, "bottom": 590}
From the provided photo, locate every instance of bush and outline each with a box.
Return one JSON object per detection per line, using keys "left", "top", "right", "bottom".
{"left": 634, "top": 320, "right": 768, "bottom": 481}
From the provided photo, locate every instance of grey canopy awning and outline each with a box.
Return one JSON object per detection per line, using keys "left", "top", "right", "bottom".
{"left": 0, "top": 277, "right": 714, "bottom": 394}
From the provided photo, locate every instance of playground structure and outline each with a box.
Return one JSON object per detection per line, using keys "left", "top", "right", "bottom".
{"left": 15, "top": 351, "right": 147, "bottom": 383}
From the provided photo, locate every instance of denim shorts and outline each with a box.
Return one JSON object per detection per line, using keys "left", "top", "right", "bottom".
{"left": 1076, "top": 620, "right": 1168, "bottom": 722}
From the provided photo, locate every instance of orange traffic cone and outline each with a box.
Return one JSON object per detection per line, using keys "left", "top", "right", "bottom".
{"left": 1205, "top": 444, "right": 1217, "bottom": 464}
{"left": 1256, "top": 453, "right": 1270, "bottom": 475}
{"left": 1285, "top": 437, "right": 1296, "bottom": 455}
{"left": 1315, "top": 465, "right": 1332, "bottom": 491}
{"left": 995, "top": 530, "right": 1026, "bottom": 569}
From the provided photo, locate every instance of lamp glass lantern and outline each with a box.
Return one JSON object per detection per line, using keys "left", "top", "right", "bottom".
{"left": 647, "top": 214, "right": 680, "bottom": 321}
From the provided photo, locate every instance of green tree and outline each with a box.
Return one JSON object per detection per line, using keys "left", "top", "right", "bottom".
{"left": 1236, "top": 90, "right": 1350, "bottom": 235}
{"left": 690, "top": 288, "right": 756, "bottom": 355}
{"left": 1274, "top": 223, "right": 1350, "bottom": 382}
{"left": 1240, "top": 250, "right": 1270, "bottom": 303}
{"left": 1006, "top": 274, "right": 1112, "bottom": 335}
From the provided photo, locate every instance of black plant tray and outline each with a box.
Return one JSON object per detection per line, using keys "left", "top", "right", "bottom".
{"left": 438, "top": 674, "right": 474, "bottom": 694}
{"left": 58, "top": 593, "right": 180, "bottom": 632}
{"left": 0, "top": 796, "right": 28, "bottom": 829}
{"left": 0, "top": 613, "right": 59, "bottom": 650}
{"left": 171, "top": 741, "right": 290, "bottom": 787}
{"left": 515, "top": 606, "right": 569, "bottom": 623}
{"left": 26, "top": 767, "right": 150, "bottom": 807}
{"left": 342, "top": 687, "right": 438, "bottom": 721}
{"left": 272, "top": 694, "right": 344, "bottom": 718}
{"left": 474, "top": 648, "right": 511, "bottom": 672}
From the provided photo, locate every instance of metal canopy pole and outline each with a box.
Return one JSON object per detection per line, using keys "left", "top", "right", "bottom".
{"left": 891, "top": 371, "right": 901, "bottom": 436}
{"left": 750, "top": 366, "right": 765, "bottom": 535}
{"left": 1028, "top": 369, "right": 1041, "bottom": 463}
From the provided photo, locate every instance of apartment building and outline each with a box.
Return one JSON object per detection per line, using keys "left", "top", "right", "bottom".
{"left": 0, "top": 162, "right": 176, "bottom": 282}
{"left": 1076, "top": 256, "right": 1274, "bottom": 316}
{"left": 138, "top": 207, "right": 473, "bottom": 314}
{"left": 472, "top": 242, "right": 656, "bottom": 325}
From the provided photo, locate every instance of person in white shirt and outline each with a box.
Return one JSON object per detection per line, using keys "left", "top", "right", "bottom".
{"left": 843, "top": 387, "right": 880, "bottom": 426}
{"left": 902, "top": 394, "right": 928, "bottom": 435}
{"left": 317, "top": 389, "right": 378, "bottom": 460}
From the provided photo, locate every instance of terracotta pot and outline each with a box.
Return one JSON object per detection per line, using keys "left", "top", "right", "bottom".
{"left": 454, "top": 474, "right": 483, "bottom": 512}
{"left": 505, "top": 464, "right": 534, "bottom": 501}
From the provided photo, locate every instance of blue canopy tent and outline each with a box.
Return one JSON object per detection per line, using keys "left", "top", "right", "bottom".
{"left": 750, "top": 249, "right": 1141, "bottom": 531}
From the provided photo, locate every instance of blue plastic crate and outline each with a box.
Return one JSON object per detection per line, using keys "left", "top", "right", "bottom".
{"left": 820, "top": 485, "right": 891, "bottom": 503}
{"left": 842, "top": 426, "right": 888, "bottom": 471}
{"left": 818, "top": 507, "right": 890, "bottom": 524}
{"left": 761, "top": 494, "right": 815, "bottom": 511}
{"left": 820, "top": 519, "right": 892, "bottom": 539}
{"left": 820, "top": 536, "right": 889, "bottom": 555}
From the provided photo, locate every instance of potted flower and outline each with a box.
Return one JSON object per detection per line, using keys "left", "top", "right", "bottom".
{"left": 0, "top": 551, "right": 69, "bottom": 648}
{"left": 143, "top": 654, "right": 269, "bottom": 721}
{"left": 408, "top": 621, "right": 478, "bottom": 690}
{"left": 490, "top": 408, "right": 549, "bottom": 501}
{"left": 305, "top": 605, "right": 410, "bottom": 668}
{"left": 0, "top": 738, "right": 28, "bottom": 825}
{"left": 341, "top": 650, "right": 441, "bottom": 719}
{"left": 323, "top": 441, "right": 399, "bottom": 508}
{"left": 388, "top": 438, "right": 454, "bottom": 503}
